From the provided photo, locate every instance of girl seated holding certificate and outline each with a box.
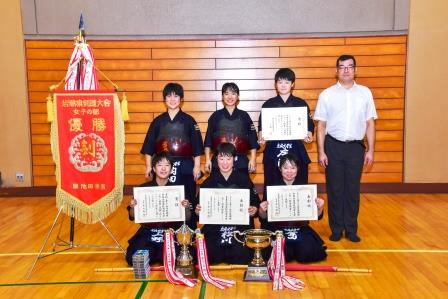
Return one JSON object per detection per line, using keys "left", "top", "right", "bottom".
{"left": 126, "top": 152, "right": 193, "bottom": 266}
{"left": 258, "top": 153, "right": 327, "bottom": 263}
{"left": 194, "top": 142, "right": 260, "bottom": 264}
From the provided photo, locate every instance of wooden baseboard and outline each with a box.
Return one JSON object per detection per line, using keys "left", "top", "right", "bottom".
{"left": 1, "top": 183, "right": 448, "bottom": 197}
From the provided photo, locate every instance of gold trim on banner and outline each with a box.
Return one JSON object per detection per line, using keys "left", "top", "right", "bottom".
{"left": 51, "top": 92, "right": 125, "bottom": 224}
{"left": 46, "top": 80, "right": 65, "bottom": 123}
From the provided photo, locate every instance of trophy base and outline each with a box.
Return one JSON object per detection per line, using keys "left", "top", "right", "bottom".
{"left": 243, "top": 266, "right": 271, "bottom": 282}
{"left": 175, "top": 264, "right": 196, "bottom": 278}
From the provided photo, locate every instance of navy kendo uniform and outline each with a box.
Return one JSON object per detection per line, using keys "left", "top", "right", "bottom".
{"left": 198, "top": 170, "right": 260, "bottom": 264}
{"left": 141, "top": 110, "right": 204, "bottom": 202}
{"left": 125, "top": 180, "right": 196, "bottom": 265}
{"left": 204, "top": 108, "right": 259, "bottom": 173}
{"left": 260, "top": 176, "right": 327, "bottom": 263}
{"left": 258, "top": 95, "right": 314, "bottom": 186}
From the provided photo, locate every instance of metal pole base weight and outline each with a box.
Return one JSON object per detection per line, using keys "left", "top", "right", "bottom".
{"left": 243, "top": 266, "right": 271, "bottom": 282}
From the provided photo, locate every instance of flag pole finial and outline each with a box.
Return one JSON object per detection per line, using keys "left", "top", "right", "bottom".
{"left": 78, "top": 13, "right": 86, "bottom": 43}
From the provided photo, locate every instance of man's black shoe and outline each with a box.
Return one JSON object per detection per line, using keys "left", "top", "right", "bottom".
{"left": 346, "top": 234, "right": 361, "bottom": 242}
{"left": 329, "top": 233, "right": 342, "bottom": 242}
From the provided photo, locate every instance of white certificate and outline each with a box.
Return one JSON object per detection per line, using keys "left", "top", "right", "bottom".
{"left": 261, "top": 107, "right": 308, "bottom": 140}
{"left": 199, "top": 188, "right": 250, "bottom": 225}
{"left": 266, "top": 184, "right": 317, "bottom": 221}
{"left": 133, "top": 185, "right": 185, "bottom": 223}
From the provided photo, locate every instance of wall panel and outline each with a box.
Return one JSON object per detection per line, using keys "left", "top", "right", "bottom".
{"left": 25, "top": 35, "right": 407, "bottom": 186}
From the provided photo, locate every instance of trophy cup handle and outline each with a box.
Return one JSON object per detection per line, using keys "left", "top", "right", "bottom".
{"left": 233, "top": 230, "right": 245, "bottom": 244}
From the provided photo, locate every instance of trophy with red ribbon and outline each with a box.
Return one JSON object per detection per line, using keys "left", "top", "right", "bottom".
{"left": 174, "top": 224, "right": 196, "bottom": 277}
{"left": 233, "top": 228, "right": 276, "bottom": 281}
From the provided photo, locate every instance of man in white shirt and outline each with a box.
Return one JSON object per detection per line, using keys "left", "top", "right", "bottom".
{"left": 314, "top": 55, "right": 377, "bottom": 242}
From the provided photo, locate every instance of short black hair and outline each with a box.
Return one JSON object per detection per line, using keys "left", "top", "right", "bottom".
{"left": 278, "top": 153, "right": 299, "bottom": 169}
{"left": 221, "top": 82, "right": 240, "bottom": 95}
{"left": 336, "top": 54, "right": 356, "bottom": 68}
{"left": 163, "top": 82, "right": 184, "bottom": 99}
{"left": 275, "top": 68, "right": 295, "bottom": 83}
{"left": 216, "top": 142, "right": 236, "bottom": 157}
{"left": 152, "top": 152, "right": 174, "bottom": 168}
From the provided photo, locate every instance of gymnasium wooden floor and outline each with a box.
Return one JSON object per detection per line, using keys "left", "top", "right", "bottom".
{"left": 0, "top": 193, "right": 447, "bottom": 298}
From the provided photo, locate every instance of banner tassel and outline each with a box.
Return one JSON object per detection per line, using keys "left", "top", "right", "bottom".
{"left": 46, "top": 94, "right": 54, "bottom": 122}
{"left": 121, "top": 93, "right": 129, "bottom": 122}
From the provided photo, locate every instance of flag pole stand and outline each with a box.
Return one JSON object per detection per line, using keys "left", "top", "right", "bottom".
{"left": 26, "top": 207, "right": 125, "bottom": 279}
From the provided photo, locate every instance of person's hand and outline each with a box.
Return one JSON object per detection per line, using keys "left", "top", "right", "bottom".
{"left": 181, "top": 199, "right": 190, "bottom": 208}
{"left": 248, "top": 206, "right": 257, "bottom": 217}
{"left": 318, "top": 152, "right": 328, "bottom": 168}
{"left": 364, "top": 150, "right": 374, "bottom": 166}
{"left": 259, "top": 201, "right": 268, "bottom": 212}
{"left": 193, "top": 165, "right": 201, "bottom": 181}
{"left": 195, "top": 204, "right": 202, "bottom": 216}
{"left": 248, "top": 159, "right": 257, "bottom": 173}
{"left": 204, "top": 159, "right": 212, "bottom": 173}
{"left": 144, "top": 165, "right": 153, "bottom": 180}
{"left": 315, "top": 197, "right": 324, "bottom": 216}
{"left": 304, "top": 131, "right": 313, "bottom": 143}
{"left": 258, "top": 136, "right": 266, "bottom": 146}
{"left": 315, "top": 197, "right": 324, "bottom": 209}
{"left": 130, "top": 198, "right": 137, "bottom": 208}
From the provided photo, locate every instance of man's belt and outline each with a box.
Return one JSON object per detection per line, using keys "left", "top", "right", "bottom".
{"left": 327, "top": 134, "right": 365, "bottom": 147}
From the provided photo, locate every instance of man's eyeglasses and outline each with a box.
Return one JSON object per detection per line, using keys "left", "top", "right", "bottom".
{"left": 337, "top": 65, "right": 355, "bottom": 71}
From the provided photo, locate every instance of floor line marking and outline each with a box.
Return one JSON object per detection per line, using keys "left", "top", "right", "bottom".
{"left": 0, "top": 279, "right": 168, "bottom": 288}
{"left": 198, "top": 280, "right": 207, "bottom": 299}
{"left": 135, "top": 281, "right": 148, "bottom": 299}
{"left": 0, "top": 251, "right": 123, "bottom": 257}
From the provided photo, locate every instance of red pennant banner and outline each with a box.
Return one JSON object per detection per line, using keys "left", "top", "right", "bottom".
{"left": 52, "top": 90, "right": 124, "bottom": 223}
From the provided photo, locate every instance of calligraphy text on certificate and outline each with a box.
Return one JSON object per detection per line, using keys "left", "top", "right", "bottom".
{"left": 199, "top": 188, "right": 250, "bottom": 225}
{"left": 261, "top": 107, "right": 308, "bottom": 141}
{"left": 133, "top": 186, "right": 185, "bottom": 223}
{"left": 266, "top": 185, "right": 317, "bottom": 221}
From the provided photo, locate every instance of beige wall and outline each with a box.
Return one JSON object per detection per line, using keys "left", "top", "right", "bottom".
{"left": 405, "top": 0, "right": 448, "bottom": 182}
{"left": 0, "top": 0, "right": 32, "bottom": 187}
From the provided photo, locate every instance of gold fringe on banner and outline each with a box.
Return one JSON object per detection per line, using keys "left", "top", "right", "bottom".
{"left": 51, "top": 93, "right": 125, "bottom": 224}
{"left": 46, "top": 94, "right": 54, "bottom": 123}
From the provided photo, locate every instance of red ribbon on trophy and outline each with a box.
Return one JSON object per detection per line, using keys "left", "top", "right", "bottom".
{"left": 195, "top": 233, "right": 235, "bottom": 289}
{"left": 163, "top": 230, "right": 197, "bottom": 287}
{"left": 268, "top": 234, "right": 305, "bottom": 291}
{"left": 50, "top": 90, "right": 125, "bottom": 223}
{"left": 162, "top": 230, "right": 235, "bottom": 289}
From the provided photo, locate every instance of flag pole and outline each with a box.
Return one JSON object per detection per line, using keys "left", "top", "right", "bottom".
{"left": 69, "top": 13, "right": 86, "bottom": 245}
